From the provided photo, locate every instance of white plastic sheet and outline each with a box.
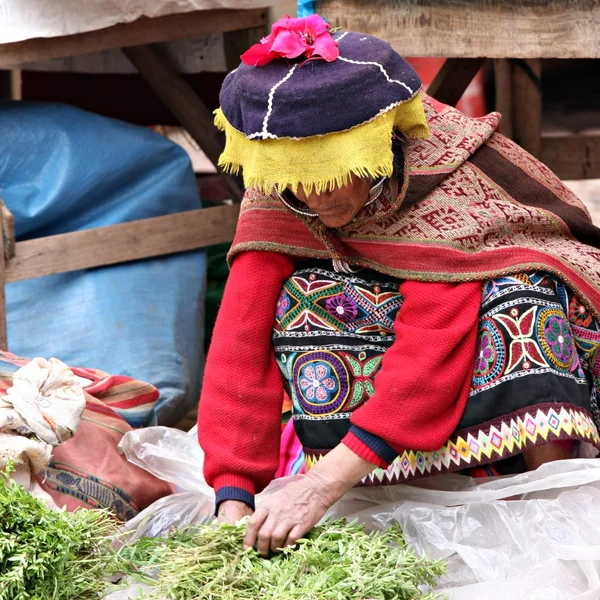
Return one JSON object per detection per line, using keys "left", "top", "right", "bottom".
{"left": 117, "top": 427, "right": 600, "bottom": 599}
{"left": 0, "top": 0, "right": 286, "bottom": 45}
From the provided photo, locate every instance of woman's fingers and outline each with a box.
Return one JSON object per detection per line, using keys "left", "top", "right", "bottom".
{"left": 284, "top": 524, "right": 305, "bottom": 550}
{"left": 243, "top": 508, "right": 268, "bottom": 550}
{"left": 256, "top": 520, "right": 275, "bottom": 557}
{"left": 270, "top": 524, "right": 293, "bottom": 553}
{"left": 245, "top": 510, "right": 295, "bottom": 556}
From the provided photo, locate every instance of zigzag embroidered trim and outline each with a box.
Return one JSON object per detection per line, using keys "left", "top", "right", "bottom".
{"left": 304, "top": 405, "right": 600, "bottom": 484}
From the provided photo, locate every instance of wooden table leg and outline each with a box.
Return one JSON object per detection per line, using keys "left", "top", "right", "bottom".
{"left": 428, "top": 58, "right": 487, "bottom": 108}
{"left": 123, "top": 44, "right": 244, "bottom": 202}
{"left": 511, "top": 58, "right": 542, "bottom": 158}
{"left": 494, "top": 59, "right": 514, "bottom": 139}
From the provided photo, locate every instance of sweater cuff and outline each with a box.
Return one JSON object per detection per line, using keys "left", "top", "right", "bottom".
{"left": 215, "top": 487, "right": 256, "bottom": 512}
{"left": 213, "top": 474, "right": 256, "bottom": 513}
{"left": 342, "top": 425, "right": 398, "bottom": 468}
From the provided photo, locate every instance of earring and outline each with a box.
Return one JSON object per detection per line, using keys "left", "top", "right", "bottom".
{"left": 273, "top": 186, "right": 318, "bottom": 217}
{"left": 363, "top": 177, "right": 386, "bottom": 208}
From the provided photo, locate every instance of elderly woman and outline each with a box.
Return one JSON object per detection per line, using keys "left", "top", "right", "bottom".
{"left": 198, "top": 15, "right": 600, "bottom": 557}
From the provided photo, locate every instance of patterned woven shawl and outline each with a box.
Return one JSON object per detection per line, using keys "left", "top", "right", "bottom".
{"left": 230, "top": 95, "right": 600, "bottom": 316}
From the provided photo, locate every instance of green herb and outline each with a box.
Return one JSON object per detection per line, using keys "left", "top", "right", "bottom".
{"left": 0, "top": 461, "right": 119, "bottom": 600}
{"left": 0, "top": 459, "right": 446, "bottom": 600}
{"left": 115, "top": 519, "right": 446, "bottom": 599}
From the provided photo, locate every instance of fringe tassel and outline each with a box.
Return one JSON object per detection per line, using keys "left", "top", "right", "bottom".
{"left": 213, "top": 93, "right": 430, "bottom": 195}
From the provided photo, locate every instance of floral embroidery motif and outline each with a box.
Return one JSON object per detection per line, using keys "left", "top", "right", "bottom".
{"left": 569, "top": 297, "right": 593, "bottom": 328}
{"left": 537, "top": 308, "right": 575, "bottom": 371}
{"left": 276, "top": 290, "right": 292, "bottom": 319}
{"left": 293, "top": 351, "right": 349, "bottom": 416}
{"left": 545, "top": 315, "right": 574, "bottom": 365}
{"left": 299, "top": 362, "right": 338, "bottom": 402}
{"left": 493, "top": 306, "right": 546, "bottom": 374}
{"left": 324, "top": 294, "right": 359, "bottom": 322}
{"left": 342, "top": 351, "right": 383, "bottom": 409}
{"left": 474, "top": 330, "right": 494, "bottom": 373}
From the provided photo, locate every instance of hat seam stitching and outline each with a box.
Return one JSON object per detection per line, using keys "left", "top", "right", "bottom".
{"left": 248, "top": 64, "right": 299, "bottom": 140}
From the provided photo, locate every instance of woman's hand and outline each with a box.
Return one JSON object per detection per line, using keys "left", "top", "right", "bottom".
{"left": 243, "top": 444, "right": 377, "bottom": 557}
{"left": 217, "top": 499, "right": 254, "bottom": 524}
{"left": 243, "top": 474, "right": 329, "bottom": 557}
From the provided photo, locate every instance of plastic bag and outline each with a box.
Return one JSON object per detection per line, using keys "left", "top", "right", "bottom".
{"left": 116, "top": 427, "right": 600, "bottom": 599}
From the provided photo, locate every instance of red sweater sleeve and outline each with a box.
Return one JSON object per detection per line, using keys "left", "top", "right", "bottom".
{"left": 197, "top": 251, "right": 295, "bottom": 507}
{"left": 343, "top": 280, "right": 481, "bottom": 464}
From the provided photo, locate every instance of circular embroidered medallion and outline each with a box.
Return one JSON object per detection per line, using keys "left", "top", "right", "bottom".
{"left": 293, "top": 351, "right": 349, "bottom": 415}
{"left": 324, "top": 293, "right": 359, "bottom": 323}
{"left": 472, "top": 318, "right": 505, "bottom": 388}
{"left": 537, "top": 308, "right": 574, "bottom": 371}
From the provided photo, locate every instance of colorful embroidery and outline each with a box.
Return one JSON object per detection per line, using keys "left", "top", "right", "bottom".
{"left": 305, "top": 405, "right": 600, "bottom": 484}
{"left": 276, "top": 268, "right": 402, "bottom": 335}
{"left": 294, "top": 352, "right": 349, "bottom": 415}
{"left": 279, "top": 266, "right": 600, "bottom": 484}
{"left": 274, "top": 266, "right": 400, "bottom": 419}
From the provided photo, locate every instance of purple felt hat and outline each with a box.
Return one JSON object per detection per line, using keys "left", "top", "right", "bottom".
{"left": 219, "top": 31, "right": 423, "bottom": 140}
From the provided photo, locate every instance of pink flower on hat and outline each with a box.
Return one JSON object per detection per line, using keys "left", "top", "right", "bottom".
{"left": 241, "top": 14, "right": 340, "bottom": 67}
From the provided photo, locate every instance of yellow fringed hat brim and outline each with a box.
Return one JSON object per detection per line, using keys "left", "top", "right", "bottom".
{"left": 214, "top": 93, "right": 430, "bottom": 195}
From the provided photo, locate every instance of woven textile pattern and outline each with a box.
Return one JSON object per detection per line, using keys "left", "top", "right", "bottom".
{"left": 229, "top": 96, "right": 600, "bottom": 317}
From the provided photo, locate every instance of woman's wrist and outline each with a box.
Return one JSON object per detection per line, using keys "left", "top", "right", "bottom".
{"left": 304, "top": 444, "right": 377, "bottom": 505}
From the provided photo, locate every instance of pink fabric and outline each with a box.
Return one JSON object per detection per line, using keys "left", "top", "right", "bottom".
{"left": 276, "top": 418, "right": 305, "bottom": 478}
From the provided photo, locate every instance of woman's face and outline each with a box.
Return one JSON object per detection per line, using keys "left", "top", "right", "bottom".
{"left": 292, "top": 175, "right": 372, "bottom": 228}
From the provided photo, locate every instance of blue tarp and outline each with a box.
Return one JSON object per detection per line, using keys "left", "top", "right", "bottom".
{"left": 0, "top": 101, "right": 206, "bottom": 426}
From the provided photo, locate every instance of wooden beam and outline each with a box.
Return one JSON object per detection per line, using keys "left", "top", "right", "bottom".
{"left": 428, "top": 58, "right": 486, "bottom": 108}
{"left": 512, "top": 58, "right": 542, "bottom": 157}
{"left": 542, "top": 134, "right": 600, "bottom": 180}
{"left": 5, "top": 205, "right": 240, "bottom": 283}
{"left": 0, "top": 9, "right": 267, "bottom": 69}
{"left": 314, "top": 0, "right": 600, "bottom": 58}
{"left": 123, "top": 44, "right": 244, "bottom": 202}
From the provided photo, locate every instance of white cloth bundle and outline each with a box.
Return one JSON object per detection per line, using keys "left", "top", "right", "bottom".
{"left": 0, "top": 357, "right": 85, "bottom": 503}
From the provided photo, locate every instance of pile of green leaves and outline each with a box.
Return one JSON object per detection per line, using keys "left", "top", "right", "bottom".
{"left": 0, "top": 463, "right": 119, "bottom": 600}
{"left": 115, "top": 519, "right": 446, "bottom": 600}
{"left": 0, "top": 460, "right": 446, "bottom": 600}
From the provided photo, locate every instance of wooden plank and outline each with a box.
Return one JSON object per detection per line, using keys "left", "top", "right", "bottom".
{"left": 542, "top": 134, "right": 600, "bottom": 180}
{"left": 314, "top": 0, "right": 600, "bottom": 58}
{"left": 123, "top": 44, "right": 244, "bottom": 202}
{"left": 494, "top": 59, "right": 514, "bottom": 139}
{"left": 427, "top": 58, "right": 486, "bottom": 108}
{"left": 0, "top": 9, "right": 267, "bottom": 69}
{"left": 512, "top": 58, "right": 542, "bottom": 157}
{"left": 5, "top": 205, "right": 240, "bottom": 283}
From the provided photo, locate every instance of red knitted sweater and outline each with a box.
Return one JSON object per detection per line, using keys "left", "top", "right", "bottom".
{"left": 197, "top": 251, "right": 481, "bottom": 508}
